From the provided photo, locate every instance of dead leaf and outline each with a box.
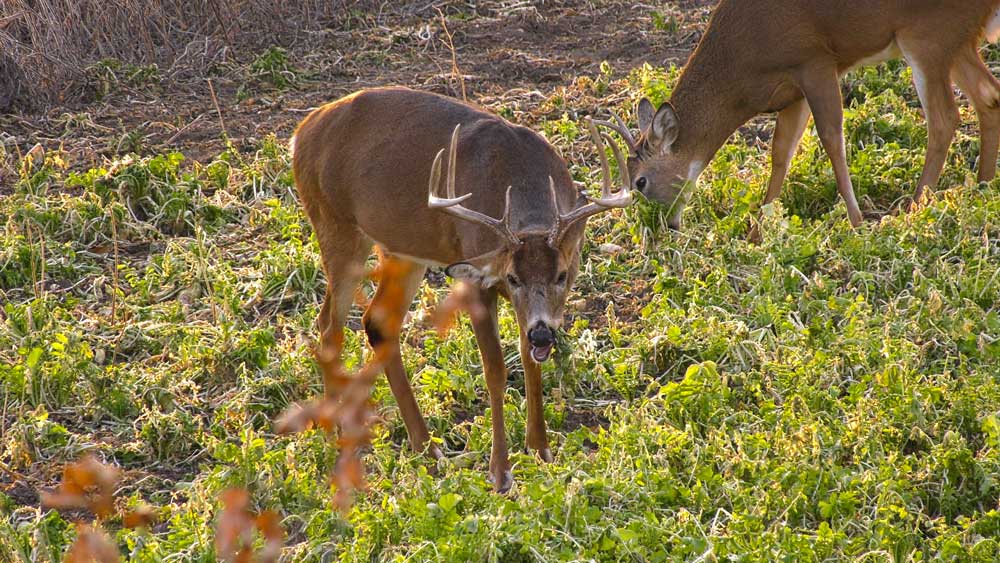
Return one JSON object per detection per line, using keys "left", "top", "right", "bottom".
{"left": 214, "top": 488, "right": 285, "bottom": 563}
{"left": 431, "top": 280, "right": 487, "bottom": 336}
{"left": 64, "top": 524, "right": 120, "bottom": 563}
{"left": 254, "top": 511, "right": 284, "bottom": 563}
{"left": 40, "top": 456, "right": 120, "bottom": 518}
{"left": 215, "top": 488, "right": 255, "bottom": 563}
{"left": 122, "top": 505, "right": 156, "bottom": 529}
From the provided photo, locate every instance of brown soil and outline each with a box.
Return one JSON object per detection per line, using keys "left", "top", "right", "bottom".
{"left": 2, "top": 1, "right": 717, "bottom": 169}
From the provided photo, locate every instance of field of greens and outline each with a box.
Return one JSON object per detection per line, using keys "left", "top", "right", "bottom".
{"left": 3, "top": 6, "right": 1000, "bottom": 561}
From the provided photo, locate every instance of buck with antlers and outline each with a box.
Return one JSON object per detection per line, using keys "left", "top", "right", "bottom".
{"left": 597, "top": 0, "right": 1000, "bottom": 230}
{"left": 291, "top": 87, "right": 631, "bottom": 492}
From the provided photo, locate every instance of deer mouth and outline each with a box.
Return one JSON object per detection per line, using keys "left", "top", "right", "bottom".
{"left": 530, "top": 343, "right": 553, "bottom": 363}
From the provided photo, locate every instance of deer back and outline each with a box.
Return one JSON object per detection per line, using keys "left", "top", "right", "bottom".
{"left": 292, "top": 87, "right": 579, "bottom": 266}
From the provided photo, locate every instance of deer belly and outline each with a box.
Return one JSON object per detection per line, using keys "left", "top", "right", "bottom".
{"left": 847, "top": 41, "right": 902, "bottom": 73}
{"left": 987, "top": 7, "right": 1000, "bottom": 43}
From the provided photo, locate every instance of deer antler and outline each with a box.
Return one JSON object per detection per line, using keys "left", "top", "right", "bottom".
{"left": 548, "top": 117, "right": 633, "bottom": 246}
{"left": 428, "top": 124, "right": 522, "bottom": 248}
{"left": 591, "top": 109, "right": 638, "bottom": 153}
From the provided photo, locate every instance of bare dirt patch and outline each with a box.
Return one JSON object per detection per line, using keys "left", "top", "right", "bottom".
{"left": 2, "top": 1, "right": 717, "bottom": 171}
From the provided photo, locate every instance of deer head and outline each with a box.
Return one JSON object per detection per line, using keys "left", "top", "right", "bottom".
{"left": 429, "top": 121, "right": 632, "bottom": 361}
{"left": 594, "top": 99, "right": 702, "bottom": 230}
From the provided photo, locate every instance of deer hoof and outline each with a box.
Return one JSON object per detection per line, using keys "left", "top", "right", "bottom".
{"left": 539, "top": 448, "right": 554, "bottom": 463}
{"left": 423, "top": 445, "right": 445, "bottom": 476}
{"left": 746, "top": 221, "right": 763, "bottom": 244}
{"left": 488, "top": 469, "right": 514, "bottom": 494}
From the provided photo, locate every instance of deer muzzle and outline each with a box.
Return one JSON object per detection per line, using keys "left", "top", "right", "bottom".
{"left": 527, "top": 322, "right": 556, "bottom": 363}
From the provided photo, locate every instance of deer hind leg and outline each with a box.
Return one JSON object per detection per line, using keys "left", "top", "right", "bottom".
{"left": 312, "top": 222, "right": 370, "bottom": 396}
{"left": 798, "top": 63, "right": 864, "bottom": 227}
{"left": 468, "top": 288, "right": 514, "bottom": 493}
{"left": 897, "top": 36, "right": 961, "bottom": 202}
{"left": 953, "top": 45, "right": 1000, "bottom": 183}
{"left": 362, "top": 254, "right": 440, "bottom": 459}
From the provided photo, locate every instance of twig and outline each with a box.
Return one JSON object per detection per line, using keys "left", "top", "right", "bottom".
{"left": 436, "top": 8, "right": 466, "bottom": 101}
{"left": 209, "top": 0, "right": 235, "bottom": 48}
{"left": 110, "top": 207, "right": 119, "bottom": 324}
{"left": 207, "top": 79, "right": 230, "bottom": 143}
{"left": 163, "top": 113, "right": 207, "bottom": 145}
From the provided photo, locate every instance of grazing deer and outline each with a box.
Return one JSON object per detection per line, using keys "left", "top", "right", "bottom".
{"left": 291, "top": 87, "right": 632, "bottom": 492}
{"left": 598, "top": 0, "right": 1000, "bottom": 230}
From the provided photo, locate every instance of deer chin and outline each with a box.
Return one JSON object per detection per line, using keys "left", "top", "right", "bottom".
{"left": 530, "top": 343, "right": 554, "bottom": 363}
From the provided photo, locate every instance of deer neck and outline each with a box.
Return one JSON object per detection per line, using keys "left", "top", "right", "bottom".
{"left": 669, "top": 38, "right": 758, "bottom": 167}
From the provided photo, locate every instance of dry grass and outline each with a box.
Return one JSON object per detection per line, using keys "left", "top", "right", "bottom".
{"left": 0, "top": 0, "right": 393, "bottom": 111}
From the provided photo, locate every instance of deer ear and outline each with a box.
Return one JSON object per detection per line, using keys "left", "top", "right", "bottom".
{"left": 650, "top": 103, "right": 680, "bottom": 155}
{"left": 446, "top": 262, "right": 499, "bottom": 288}
{"left": 637, "top": 98, "right": 655, "bottom": 134}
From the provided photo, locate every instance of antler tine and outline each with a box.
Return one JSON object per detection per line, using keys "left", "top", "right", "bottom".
{"left": 548, "top": 118, "right": 634, "bottom": 246}
{"left": 547, "top": 176, "right": 560, "bottom": 213}
{"left": 447, "top": 123, "right": 459, "bottom": 199}
{"left": 428, "top": 146, "right": 472, "bottom": 208}
{"left": 602, "top": 131, "right": 632, "bottom": 193}
{"left": 591, "top": 109, "right": 637, "bottom": 151}
{"left": 585, "top": 118, "right": 632, "bottom": 207}
{"left": 427, "top": 124, "right": 521, "bottom": 248}
{"left": 546, "top": 176, "right": 561, "bottom": 244}
{"left": 500, "top": 185, "right": 514, "bottom": 232}
{"left": 429, "top": 147, "right": 444, "bottom": 199}
{"left": 587, "top": 118, "right": 613, "bottom": 199}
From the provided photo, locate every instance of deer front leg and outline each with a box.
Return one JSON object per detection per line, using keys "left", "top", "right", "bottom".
{"left": 363, "top": 256, "right": 442, "bottom": 460}
{"left": 519, "top": 330, "right": 552, "bottom": 462}
{"left": 799, "top": 64, "right": 864, "bottom": 227}
{"left": 765, "top": 98, "right": 811, "bottom": 206}
{"left": 469, "top": 288, "right": 513, "bottom": 493}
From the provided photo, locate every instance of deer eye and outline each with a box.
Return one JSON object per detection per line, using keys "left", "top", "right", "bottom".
{"left": 507, "top": 274, "right": 521, "bottom": 288}
{"left": 635, "top": 177, "right": 648, "bottom": 191}
{"left": 556, "top": 271, "right": 568, "bottom": 285}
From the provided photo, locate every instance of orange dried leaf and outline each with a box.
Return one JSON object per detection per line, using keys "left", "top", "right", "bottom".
{"left": 431, "top": 281, "right": 486, "bottom": 336}
{"left": 274, "top": 403, "right": 316, "bottom": 434}
{"left": 255, "top": 511, "right": 284, "bottom": 540}
{"left": 275, "top": 399, "right": 339, "bottom": 435}
{"left": 255, "top": 511, "right": 284, "bottom": 563}
{"left": 122, "top": 505, "right": 156, "bottom": 529}
{"left": 64, "top": 524, "right": 120, "bottom": 563}
{"left": 215, "top": 488, "right": 255, "bottom": 563}
{"left": 42, "top": 455, "right": 120, "bottom": 518}
{"left": 279, "top": 302, "right": 389, "bottom": 514}
{"left": 215, "top": 489, "right": 285, "bottom": 563}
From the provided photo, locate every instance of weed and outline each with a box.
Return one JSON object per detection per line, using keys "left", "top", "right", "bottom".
{"left": 651, "top": 11, "right": 680, "bottom": 34}
{"left": 237, "top": 47, "right": 302, "bottom": 100}
{"left": 86, "top": 59, "right": 161, "bottom": 100}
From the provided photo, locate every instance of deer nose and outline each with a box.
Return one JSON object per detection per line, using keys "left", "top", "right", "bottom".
{"left": 528, "top": 323, "right": 555, "bottom": 348}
